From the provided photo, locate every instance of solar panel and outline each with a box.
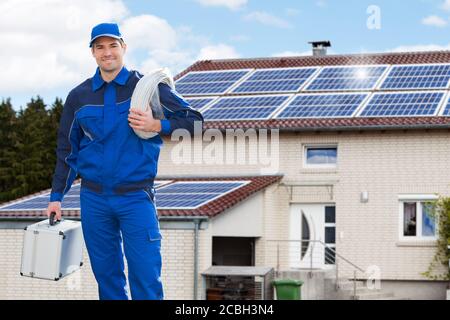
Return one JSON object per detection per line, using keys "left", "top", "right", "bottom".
{"left": 359, "top": 92, "right": 445, "bottom": 117}
{"left": 231, "top": 67, "right": 317, "bottom": 93}
{"left": 0, "top": 181, "right": 248, "bottom": 211}
{"left": 156, "top": 181, "right": 248, "bottom": 209}
{"left": 380, "top": 64, "right": 450, "bottom": 90}
{"left": 276, "top": 93, "right": 368, "bottom": 119}
{"left": 175, "top": 70, "right": 250, "bottom": 95}
{"left": 0, "top": 181, "right": 179, "bottom": 212}
{"left": 305, "top": 66, "right": 387, "bottom": 91}
{"left": 0, "top": 183, "right": 82, "bottom": 211}
{"left": 185, "top": 98, "right": 216, "bottom": 110}
{"left": 442, "top": 95, "right": 450, "bottom": 116}
{"left": 0, "top": 196, "right": 80, "bottom": 210}
{"left": 202, "top": 95, "right": 290, "bottom": 120}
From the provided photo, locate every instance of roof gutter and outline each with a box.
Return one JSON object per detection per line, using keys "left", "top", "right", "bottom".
{"left": 156, "top": 174, "right": 283, "bottom": 180}
{"left": 0, "top": 216, "right": 74, "bottom": 222}
{"left": 0, "top": 215, "right": 211, "bottom": 221}
{"left": 277, "top": 124, "right": 450, "bottom": 132}
{"left": 203, "top": 124, "right": 450, "bottom": 133}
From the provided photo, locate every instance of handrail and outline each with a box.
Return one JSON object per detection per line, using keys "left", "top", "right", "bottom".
{"left": 315, "top": 239, "right": 365, "bottom": 273}
{"left": 266, "top": 239, "right": 365, "bottom": 273}
{"left": 266, "top": 239, "right": 365, "bottom": 299}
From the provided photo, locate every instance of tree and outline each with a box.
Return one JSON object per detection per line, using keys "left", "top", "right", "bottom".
{"left": 0, "top": 99, "right": 18, "bottom": 202}
{"left": 422, "top": 197, "right": 450, "bottom": 280}
{"left": 46, "top": 97, "right": 64, "bottom": 187}
{"left": 10, "top": 96, "right": 53, "bottom": 198}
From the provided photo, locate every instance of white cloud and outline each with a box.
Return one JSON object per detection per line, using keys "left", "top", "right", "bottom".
{"left": 135, "top": 25, "right": 215, "bottom": 75}
{"left": 176, "top": 25, "right": 210, "bottom": 48}
{"left": 140, "top": 49, "right": 194, "bottom": 76}
{"left": 442, "top": 0, "right": 450, "bottom": 11}
{"left": 121, "top": 15, "right": 177, "bottom": 51}
{"left": 0, "top": 0, "right": 240, "bottom": 103}
{"left": 194, "top": 0, "right": 247, "bottom": 10}
{"left": 389, "top": 43, "right": 450, "bottom": 53}
{"left": 196, "top": 44, "right": 240, "bottom": 60}
{"left": 244, "top": 11, "right": 292, "bottom": 29}
{"left": 421, "top": 15, "right": 448, "bottom": 27}
{"left": 0, "top": 0, "right": 128, "bottom": 93}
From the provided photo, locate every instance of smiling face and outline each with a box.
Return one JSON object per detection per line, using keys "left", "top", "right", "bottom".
{"left": 91, "top": 36, "right": 127, "bottom": 74}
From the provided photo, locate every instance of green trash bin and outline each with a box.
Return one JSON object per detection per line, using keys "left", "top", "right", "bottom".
{"left": 272, "top": 279, "right": 303, "bottom": 300}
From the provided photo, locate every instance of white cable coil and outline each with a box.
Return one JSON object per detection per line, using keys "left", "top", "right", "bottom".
{"left": 130, "top": 68, "right": 175, "bottom": 139}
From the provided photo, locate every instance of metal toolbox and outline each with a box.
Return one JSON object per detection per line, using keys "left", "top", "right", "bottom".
{"left": 20, "top": 213, "right": 84, "bottom": 281}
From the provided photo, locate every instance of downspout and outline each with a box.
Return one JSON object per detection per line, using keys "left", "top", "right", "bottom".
{"left": 193, "top": 218, "right": 201, "bottom": 300}
{"left": 156, "top": 215, "right": 207, "bottom": 300}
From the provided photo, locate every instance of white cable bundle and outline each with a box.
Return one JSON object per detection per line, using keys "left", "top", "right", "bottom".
{"left": 130, "top": 67, "right": 175, "bottom": 139}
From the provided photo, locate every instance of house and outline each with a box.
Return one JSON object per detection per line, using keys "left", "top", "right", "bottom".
{"left": 1, "top": 49, "right": 450, "bottom": 299}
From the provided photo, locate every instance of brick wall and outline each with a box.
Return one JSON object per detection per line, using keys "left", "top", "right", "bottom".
{"left": 2, "top": 129, "right": 448, "bottom": 300}
{"left": 159, "top": 130, "right": 450, "bottom": 280}
{"left": 0, "top": 228, "right": 201, "bottom": 299}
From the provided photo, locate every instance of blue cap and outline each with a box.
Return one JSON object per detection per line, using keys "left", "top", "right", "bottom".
{"left": 89, "top": 23, "right": 123, "bottom": 47}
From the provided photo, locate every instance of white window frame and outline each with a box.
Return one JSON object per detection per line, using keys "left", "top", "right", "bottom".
{"left": 324, "top": 206, "right": 336, "bottom": 265}
{"left": 398, "top": 194, "right": 439, "bottom": 241}
{"left": 303, "top": 144, "right": 338, "bottom": 169}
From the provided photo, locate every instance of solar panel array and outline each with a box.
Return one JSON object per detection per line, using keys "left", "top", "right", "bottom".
{"left": 175, "top": 70, "right": 250, "bottom": 95}
{"left": 156, "top": 181, "right": 247, "bottom": 209}
{"left": 360, "top": 92, "right": 444, "bottom": 117}
{"left": 444, "top": 96, "right": 450, "bottom": 116}
{"left": 381, "top": 64, "right": 450, "bottom": 90}
{"left": 305, "top": 66, "right": 387, "bottom": 91}
{"left": 0, "top": 181, "right": 248, "bottom": 212}
{"left": 276, "top": 93, "right": 368, "bottom": 119}
{"left": 185, "top": 98, "right": 216, "bottom": 110}
{"left": 231, "top": 67, "right": 317, "bottom": 93}
{"left": 202, "top": 95, "right": 289, "bottom": 120}
{"left": 176, "top": 63, "right": 450, "bottom": 120}
{"left": 0, "top": 184, "right": 82, "bottom": 211}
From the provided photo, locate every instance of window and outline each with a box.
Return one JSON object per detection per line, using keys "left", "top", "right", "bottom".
{"left": 399, "top": 195, "right": 438, "bottom": 241}
{"left": 304, "top": 145, "right": 337, "bottom": 168}
{"left": 301, "top": 213, "right": 310, "bottom": 260}
{"left": 324, "top": 206, "right": 336, "bottom": 265}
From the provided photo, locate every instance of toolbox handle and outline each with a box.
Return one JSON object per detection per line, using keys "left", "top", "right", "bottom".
{"left": 49, "top": 212, "right": 60, "bottom": 226}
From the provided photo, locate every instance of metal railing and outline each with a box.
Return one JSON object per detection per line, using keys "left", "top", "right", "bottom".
{"left": 266, "top": 239, "right": 365, "bottom": 299}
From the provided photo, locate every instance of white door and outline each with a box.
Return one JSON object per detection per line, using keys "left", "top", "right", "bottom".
{"left": 289, "top": 204, "right": 336, "bottom": 269}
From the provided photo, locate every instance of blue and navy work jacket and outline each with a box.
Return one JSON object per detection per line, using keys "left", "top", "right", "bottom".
{"left": 50, "top": 66, "right": 203, "bottom": 202}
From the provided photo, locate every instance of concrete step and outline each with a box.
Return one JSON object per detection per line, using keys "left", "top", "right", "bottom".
{"left": 375, "top": 296, "right": 411, "bottom": 300}
{"left": 341, "top": 287, "right": 382, "bottom": 295}
{"left": 352, "top": 292, "right": 395, "bottom": 300}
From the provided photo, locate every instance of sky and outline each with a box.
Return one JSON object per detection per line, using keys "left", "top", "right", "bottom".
{"left": 2, "top": 0, "right": 450, "bottom": 110}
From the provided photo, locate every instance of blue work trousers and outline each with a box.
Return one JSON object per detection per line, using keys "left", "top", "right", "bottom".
{"left": 80, "top": 186, "right": 163, "bottom": 300}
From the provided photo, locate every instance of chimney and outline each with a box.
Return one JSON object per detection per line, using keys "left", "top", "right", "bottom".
{"left": 308, "top": 41, "right": 331, "bottom": 56}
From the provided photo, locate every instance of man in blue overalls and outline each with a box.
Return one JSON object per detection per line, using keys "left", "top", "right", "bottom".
{"left": 46, "top": 23, "right": 204, "bottom": 300}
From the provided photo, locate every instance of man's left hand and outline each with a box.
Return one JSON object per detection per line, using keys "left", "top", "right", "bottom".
{"left": 128, "top": 108, "right": 161, "bottom": 133}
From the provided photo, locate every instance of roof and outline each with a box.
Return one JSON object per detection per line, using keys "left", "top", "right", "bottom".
{"left": 175, "top": 51, "right": 450, "bottom": 132}
{"left": 0, "top": 175, "right": 282, "bottom": 220}
{"left": 175, "top": 51, "right": 450, "bottom": 79}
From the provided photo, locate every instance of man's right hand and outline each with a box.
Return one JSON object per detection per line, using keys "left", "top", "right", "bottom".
{"left": 47, "top": 201, "right": 62, "bottom": 221}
